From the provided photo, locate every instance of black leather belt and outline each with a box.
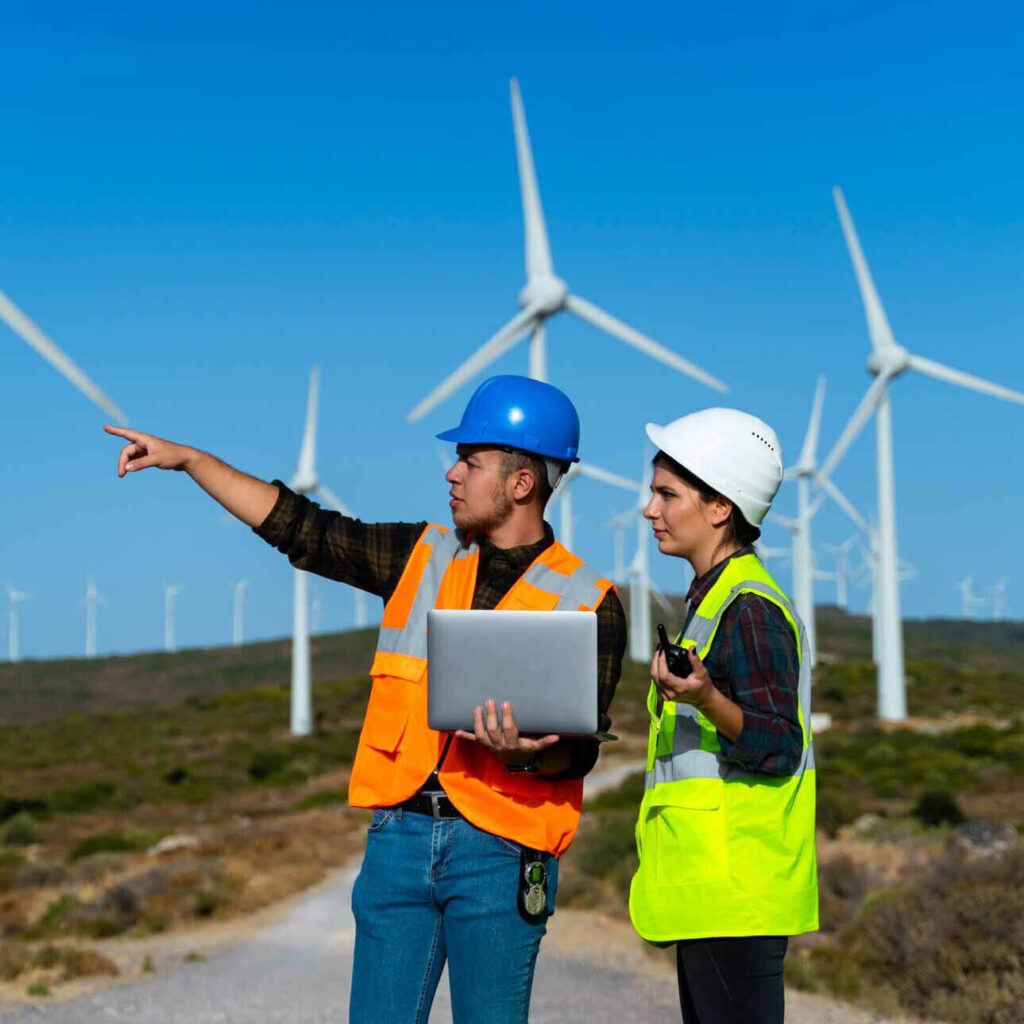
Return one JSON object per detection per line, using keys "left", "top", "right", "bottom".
{"left": 399, "top": 789, "right": 463, "bottom": 820}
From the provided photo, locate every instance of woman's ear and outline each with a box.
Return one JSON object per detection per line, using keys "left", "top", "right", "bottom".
{"left": 709, "top": 495, "right": 733, "bottom": 527}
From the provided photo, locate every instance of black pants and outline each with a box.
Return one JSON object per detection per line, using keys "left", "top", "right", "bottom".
{"left": 676, "top": 935, "right": 788, "bottom": 1024}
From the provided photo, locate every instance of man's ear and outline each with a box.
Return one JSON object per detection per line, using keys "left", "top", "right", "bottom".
{"left": 511, "top": 467, "right": 538, "bottom": 503}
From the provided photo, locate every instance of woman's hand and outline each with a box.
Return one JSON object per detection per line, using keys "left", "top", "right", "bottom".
{"left": 651, "top": 646, "right": 714, "bottom": 708}
{"left": 104, "top": 425, "right": 196, "bottom": 477}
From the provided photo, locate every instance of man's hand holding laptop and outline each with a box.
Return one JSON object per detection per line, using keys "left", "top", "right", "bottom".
{"left": 454, "top": 699, "right": 560, "bottom": 766}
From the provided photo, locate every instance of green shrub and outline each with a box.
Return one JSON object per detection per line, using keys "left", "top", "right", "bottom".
{"left": 295, "top": 789, "right": 348, "bottom": 810}
{"left": 816, "top": 788, "right": 862, "bottom": 838}
{"left": 26, "top": 982, "right": 50, "bottom": 997}
{"left": 2, "top": 812, "right": 38, "bottom": 846}
{"left": 247, "top": 747, "right": 292, "bottom": 782}
{"left": 49, "top": 781, "right": 117, "bottom": 814}
{"left": 584, "top": 771, "right": 645, "bottom": 812}
{"left": 573, "top": 811, "right": 637, "bottom": 879}
{"left": 912, "top": 789, "right": 964, "bottom": 827}
{"left": 71, "top": 829, "right": 159, "bottom": 861}
{"left": 816, "top": 845, "right": 1024, "bottom": 1024}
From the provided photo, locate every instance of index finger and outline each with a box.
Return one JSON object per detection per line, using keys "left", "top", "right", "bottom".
{"left": 104, "top": 424, "right": 142, "bottom": 443}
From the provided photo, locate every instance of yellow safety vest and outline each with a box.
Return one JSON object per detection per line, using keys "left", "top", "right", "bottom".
{"left": 628, "top": 553, "right": 818, "bottom": 941}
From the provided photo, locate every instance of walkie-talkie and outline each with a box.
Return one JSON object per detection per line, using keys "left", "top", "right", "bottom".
{"left": 657, "top": 623, "right": 693, "bottom": 678}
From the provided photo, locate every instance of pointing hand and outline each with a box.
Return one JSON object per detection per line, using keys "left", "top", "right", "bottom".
{"left": 104, "top": 425, "right": 195, "bottom": 478}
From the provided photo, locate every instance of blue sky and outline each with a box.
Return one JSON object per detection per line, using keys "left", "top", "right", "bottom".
{"left": 2, "top": 2, "right": 1023, "bottom": 659}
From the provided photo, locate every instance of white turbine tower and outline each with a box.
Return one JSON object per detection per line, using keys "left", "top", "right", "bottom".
{"left": 163, "top": 585, "right": 183, "bottom": 653}
{"left": 232, "top": 577, "right": 249, "bottom": 647}
{"left": 288, "top": 367, "right": 363, "bottom": 736}
{"left": 818, "top": 187, "right": 1024, "bottom": 721}
{"left": 84, "top": 577, "right": 104, "bottom": 658}
{"left": 6, "top": 586, "right": 29, "bottom": 662}
{"left": 407, "top": 79, "right": 726, "bottom": 533}
{"left": 779, "top": 376, "right": 827, "bottom": 664}
{"left": 990, "top": 576, "right": 1009, "bottom": 622}
{"left": 821, "top": 535, "right": 859, "bottom": 610}
{"left": 0, "top": 288, "right": 126, "bottom": 422}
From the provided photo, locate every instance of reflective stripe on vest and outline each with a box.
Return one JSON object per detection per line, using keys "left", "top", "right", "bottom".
{"left": 370, "top": 527, "right": 463, "bottom": 679}
{"left": 629, "top": 553, "right": 819, "bottom": 941}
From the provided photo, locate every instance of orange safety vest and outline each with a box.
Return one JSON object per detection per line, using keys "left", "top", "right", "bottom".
{"left": 348, "top": 524, "right": 615, "bottom": 856}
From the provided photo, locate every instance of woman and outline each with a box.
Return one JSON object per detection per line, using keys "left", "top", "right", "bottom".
{"left": 628, "top": 408, "right": 818, "bottom": 1024}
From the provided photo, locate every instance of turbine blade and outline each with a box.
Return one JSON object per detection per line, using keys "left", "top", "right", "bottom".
{"left": 315, "top": 484, "right": 353, "bottom": 518}
{"left": 832, "top": 187, "right": 899, "bottom": 352}
{"left": 407, "top": 306, "right": 539, "bottom": 422}
{"left": 817, "top": 373, "right": 889, "bottom": 481}
{"left": 798, "top": 375, "right": 827, "bottom": 468}
{"left": 649, "top": 579, "right": 674, "bottom": 616}
{"left": 575, "top": 461, "right": 641, "bottom": 493}
{"left": 818, "top": 475, "right": 871, "bottom": 535}
{"left": 906, "top": 354, "right": 1024, "bottom": 406}
{"left": 565, "top": 294, "right": 728, "bottom": 393}
{"left": 296, "top": 366, "right": 321, "bottom": 480}
{"left": 0, "top": 287, "right": 127, "bottom": 422}
{"left": 509, "top": 78, "right": 554, "bottom": 281}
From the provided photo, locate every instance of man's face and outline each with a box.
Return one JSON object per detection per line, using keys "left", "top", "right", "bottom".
{"left": 445, "top": 445, "right": 514, "bottom": 534}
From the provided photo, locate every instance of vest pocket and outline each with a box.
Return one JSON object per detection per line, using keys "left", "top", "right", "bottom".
{"left": 361, "top": 676, "right": 413, "bottom": 753}
{"left": 643, "top": 780, "right": 728, "bottom": 887}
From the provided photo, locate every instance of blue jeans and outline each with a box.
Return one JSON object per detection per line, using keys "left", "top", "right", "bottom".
{"left": 349, "top": 807, "right": 559, "bottom": 1024}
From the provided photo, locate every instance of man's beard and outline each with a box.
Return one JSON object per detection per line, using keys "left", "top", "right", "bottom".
{"left": 451, "top": 482, "right": 514, "bottom": 536}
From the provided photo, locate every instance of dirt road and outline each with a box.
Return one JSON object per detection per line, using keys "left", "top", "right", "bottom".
{"left": 0, "top": 861, "right": 920, "bottom": 1024}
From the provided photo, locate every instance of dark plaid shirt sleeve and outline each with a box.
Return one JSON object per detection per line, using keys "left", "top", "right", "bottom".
{"left": 711, "top": 594, "right": 803, "bottom": 776}
{"left": 252, "top": 480, "right": 426, "bottom": 599}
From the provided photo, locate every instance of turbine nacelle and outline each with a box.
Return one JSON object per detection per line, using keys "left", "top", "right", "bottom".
{"left": 518, "top": 274, "right": 568, "bottom": 316}
{"left": 867, "top": 343, "right": 910, "bottom": 379}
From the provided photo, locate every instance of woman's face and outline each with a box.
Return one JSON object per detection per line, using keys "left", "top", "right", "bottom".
{"left": 643, "top": 464, "right": 721, "bottom": 560}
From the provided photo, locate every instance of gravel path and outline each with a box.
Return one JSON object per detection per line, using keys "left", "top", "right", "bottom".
{"left": 0, "top": 863, "right": 915, "bottom": 1024}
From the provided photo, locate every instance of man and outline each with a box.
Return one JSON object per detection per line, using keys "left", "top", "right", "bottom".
{"left": 105, "top": 374, "right": 626, "bottom": 1024}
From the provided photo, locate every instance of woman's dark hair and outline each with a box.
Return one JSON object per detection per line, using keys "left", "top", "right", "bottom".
{"left": 652, "top": 450, "right": 760, "bottom": 550}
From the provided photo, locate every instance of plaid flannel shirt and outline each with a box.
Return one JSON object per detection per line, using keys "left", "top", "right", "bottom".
{"left": 681, "top": 545, "right": 804, "bottom": 776}
{"left": 254, "top": 481, "right": 626, "bottom": 779}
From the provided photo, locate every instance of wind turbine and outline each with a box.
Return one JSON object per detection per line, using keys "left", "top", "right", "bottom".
{"left": 820, "top": 535, "right": 859, "bottom": 610}
{"left": 232, "top": 577, "right": 249, "bottom": 647}
{"left": 779, "top": 376, "right": 828, "bottom": 664}
{"left": 990, "top": 576, "right": 1009, "bottom": 622}
{"left": 407, "top": 79, "right": 726, "bottom": 536}
{"left": 0, "top": 287, "right": 126, "bottom": 422}
{"left": 555, "top": 461, "right": 645, "bottom": 552}
{"left": 6, "top": 586, "right": 29, "bottom": 662}
{"left": 408, "top": 79, "right": 726, "bottom": 425}
{"left": 818, "top": 187, "right": 1024, "bottom": 721}
{"left": 84, "top": 577, "right": 105, "bottom": 658}
{"left": 955, "top": 576, "right": 987, "bottom": 619}
{"left": 163, "top": 585, "right": 183, "bottom": 653}
{"left": 288, "top": 367, "right": 364, "bottom": 735}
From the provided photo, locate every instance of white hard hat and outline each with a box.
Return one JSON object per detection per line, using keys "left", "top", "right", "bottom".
{"left": 646, "top": 409, "right": 784, "bottom": 526}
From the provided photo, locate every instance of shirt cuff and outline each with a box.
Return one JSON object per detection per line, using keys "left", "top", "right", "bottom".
{"left": 252, "top": 480, "right": 295, "bottom": 545}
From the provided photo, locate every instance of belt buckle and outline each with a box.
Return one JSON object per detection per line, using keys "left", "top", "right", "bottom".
{"left": 429, "top": 792, "right": 444, "bottom": 819}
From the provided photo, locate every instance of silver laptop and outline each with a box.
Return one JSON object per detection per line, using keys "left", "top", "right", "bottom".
{"left": 427, "top": 609, "right": 598, "bottom": 735}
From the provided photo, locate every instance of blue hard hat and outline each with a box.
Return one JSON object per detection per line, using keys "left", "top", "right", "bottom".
{"left": 436, "top": 375, "right": 581, "bottom": 463}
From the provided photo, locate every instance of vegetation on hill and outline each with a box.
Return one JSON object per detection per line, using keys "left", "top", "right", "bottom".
{"left": 1, "top": 611, "right": 1022, "bottom": 1015}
